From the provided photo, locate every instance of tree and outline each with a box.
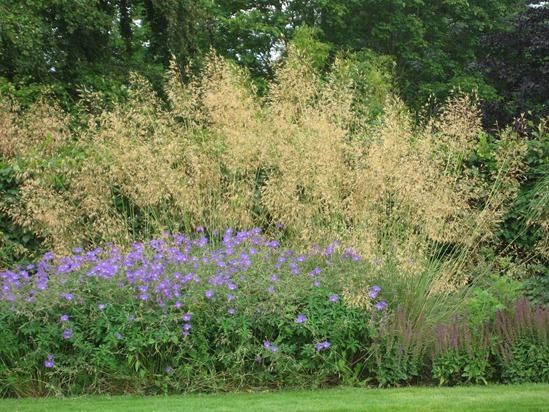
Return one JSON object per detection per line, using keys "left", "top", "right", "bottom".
{"left": 478, "top": 2, "right": 549, "bottom": 128}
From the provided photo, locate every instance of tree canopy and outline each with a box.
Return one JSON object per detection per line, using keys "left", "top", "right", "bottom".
{"left": 0, "top": 0, "right": 544, "bottom": 124}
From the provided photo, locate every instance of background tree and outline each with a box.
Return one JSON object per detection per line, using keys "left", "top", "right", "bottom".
{"left": 478, "top": 2, "right": 549, "bottom": 128}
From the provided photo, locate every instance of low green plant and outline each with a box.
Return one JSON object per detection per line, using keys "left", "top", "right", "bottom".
{"left": 432, "top": 319, "right": 493, "bottom": 385}
{"left": 495, "top": 298, "right": 549, "bottom": 384}
{"left": 0, "top": 231, "right": 384, "bottom": 396}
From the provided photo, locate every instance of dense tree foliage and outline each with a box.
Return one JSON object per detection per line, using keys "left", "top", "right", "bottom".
{"left": 479, "top": 3, "right": 549, "bottom": 128}
{"left": 0, "top": 0, "right": 535, "bottom": 112}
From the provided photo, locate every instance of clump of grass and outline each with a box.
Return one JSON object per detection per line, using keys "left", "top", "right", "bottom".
{"left": 1, "top": 46, "right": 529, "bottom": 323}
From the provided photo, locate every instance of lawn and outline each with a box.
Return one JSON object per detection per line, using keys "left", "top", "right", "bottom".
{"left": 1, "top": 384, "right": 547, "bottom": 412}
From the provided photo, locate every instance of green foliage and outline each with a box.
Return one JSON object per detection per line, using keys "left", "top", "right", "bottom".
{"left": 1, "top": 230, "right": 548, "bottom": 396}
{"left": 0, "top": 159, "right": 42, "bottom": 269}
{"left": 479, "top": 4, "right": 549, "bottom": 127}
{"left": 290, "top": 27, "right": 332, "bottom": 72}
{"left": 466, "top": 274, "right": 522, "bottom": 326}
{"left": 0, "top": 0, "right": 527, "bottom": 114}
{"left": 494, "top": 298, "right": 549, "bottom": 384}
{"left": 432, "top": 351, "right": 494, "bottom": 386}
{"left": 500, "top": 338, "right": 549, "bottom": 384}
{"left": 0, "top": 238, "right": 380, "bottom": 396}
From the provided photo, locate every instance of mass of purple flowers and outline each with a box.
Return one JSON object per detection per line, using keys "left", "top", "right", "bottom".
{"left": 0, "top": 228, "right": 388, "bottom": 371}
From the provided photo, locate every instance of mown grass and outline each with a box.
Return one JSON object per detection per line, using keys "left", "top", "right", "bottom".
{"left": 1, "top": 384, "right": 547, "bottom": 412}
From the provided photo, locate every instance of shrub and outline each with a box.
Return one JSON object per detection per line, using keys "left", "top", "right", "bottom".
{"left": 494, "top": 298, "right": 549, "bottom": 384}
{"left": 0, "top": 229, "right": 387, "bottom": 396}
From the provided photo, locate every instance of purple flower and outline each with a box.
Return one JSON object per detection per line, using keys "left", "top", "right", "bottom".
{"left": 368, "top": 285, "right": 381, "bottom": 299}
{"left": 183, "top": 323, "right": 192, "bottom": 331}
{"left": 227, "top": 307, "right": 236, "bottom": 315}
{"left": 295, "top": 314, "right": 307, "bottom": 324}
{"left": 63, "top": 293, "right": 74, "bottom": 301}
{"left": 205, "top": 289, "right": 214, "bottom": 299}
{"left": 270, "top": 274, "right": 278, "bottom": 282}
{"left": 375, "top": 300, "right": 388, "bottom": 311}
{"left": 263, "top": 340, "right": 279, "bottom": 353}
{"left": 268, "top": 240, "right": 279, "bottom": 248}
{"left": 313, "top": 279, "right": 321, "bottom": 287}
{"left": 44, "top": 354, "right": 55, "bottom": 368}
{"left": 98, "top": 303, "right": 106, "bottom": 311}
{"left": 227, "top": 293, "right": 235, "bottom": 302}
{"left": 182, "top": 313, "right": 192, "bottom": 322}
{"left": 267, "top": 285, "right": 275, "bottom": 294}
{"left": 329, "top": 294, "right": 339, "bottom": 303}
{"left": 315, "top": 341, "right": 331, "bottom": 351}
{"left": 63, "top": 329, "right": 73, "bottom": 340}
{"left": 60, "top": 314, "right": 69, "bottom": 322}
